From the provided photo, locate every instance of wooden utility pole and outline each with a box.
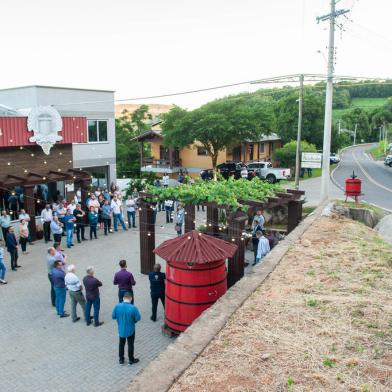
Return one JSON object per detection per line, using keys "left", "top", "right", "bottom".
{"left": 295, "top": 74, "right": 304, "bottom": 190}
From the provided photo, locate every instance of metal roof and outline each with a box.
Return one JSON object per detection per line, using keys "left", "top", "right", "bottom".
{"left": 154, "top": 230, "right": 238, "bottom": 264}
{"left": 0, "top": 85, "right": 115, "bottom": 93}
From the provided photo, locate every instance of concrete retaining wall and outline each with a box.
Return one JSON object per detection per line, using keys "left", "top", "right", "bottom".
{"left": 125, "top": 204, "right": 325, "bottom": 392}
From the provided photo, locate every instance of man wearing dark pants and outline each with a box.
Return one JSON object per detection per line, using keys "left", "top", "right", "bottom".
{"left": 148, "top": 263, "right": 165, "bottom": 322}
{"left": 52, "top": 261, "right": 69, "bottom": 318}
{"left": 5, "top": 227, "right": 20, "bottom": 271}
{"left": 46, "top": 247, "right": 57, "bottom": 307}
{"left": 41, "top": 204, "right": 53, "bottom": 243}
{"left": 112, "top": 292, "right": 141, "bottom": 365}
{"left": 73, "top": 204, "right": 87, "bottom": 243}
{"left": 113, "top": 260, "right": 136, "bottom": 303}
{"left": 50, "top": 216, "right": 63, "bottom": 245}
{"left": 83, "top": 266, "right": 104, "bottom": 327}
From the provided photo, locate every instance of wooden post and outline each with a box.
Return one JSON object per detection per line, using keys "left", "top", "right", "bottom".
{"left": 287, "top": 200, "right": 303, "bottom": 234}
{"left": 184, "top": 204, "right": 195, "bottom": 233}
{"left": 24, "top": 185, "right": 37, "bottom": 241}
{"left": 139, "top": 204, "right": 156, "bottom": 275}
{"left": 227, "top": 216, "right": 247, "bottom": 288}
{"left": 206, "top": 205, "right": 219, "bottom": 236}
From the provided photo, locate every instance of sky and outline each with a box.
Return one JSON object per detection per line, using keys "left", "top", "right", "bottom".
{"left": 0, "top": 0, "right": 391, "bottom": 108}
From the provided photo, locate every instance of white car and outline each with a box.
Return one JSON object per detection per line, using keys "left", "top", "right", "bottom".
{"left": 330, "top": 153, "right": 340, "bottom": 164}
{"left": 246, "top": 161, "right": 291, "bottom": 183}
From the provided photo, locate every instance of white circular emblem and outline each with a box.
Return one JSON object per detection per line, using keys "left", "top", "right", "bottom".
{"left": 28, "top": 106, "right": 63, "bottom": 155}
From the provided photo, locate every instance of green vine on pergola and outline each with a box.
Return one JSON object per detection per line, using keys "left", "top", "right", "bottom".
{"left": 146, "top": 177, "right": 283, "bottom": 210}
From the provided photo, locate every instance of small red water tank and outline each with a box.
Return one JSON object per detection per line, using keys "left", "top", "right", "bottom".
{"left": 154, "top": 230, "right": 237, "bottom": 333}
{"left": 345, "top": 171, "right": 362, "bottom": 197}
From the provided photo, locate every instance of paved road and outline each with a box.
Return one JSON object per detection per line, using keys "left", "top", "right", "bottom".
{"left": 332, "top": 144, "right": 392, "bottom": 211}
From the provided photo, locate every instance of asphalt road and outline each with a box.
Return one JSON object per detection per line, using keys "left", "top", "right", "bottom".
{"left": 331, "top": 144, "right": 392, "bottom": 211}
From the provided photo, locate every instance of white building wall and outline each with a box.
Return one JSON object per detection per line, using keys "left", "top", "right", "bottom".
{"left": 0, "top": 85, "right": 117, "bottom": 184}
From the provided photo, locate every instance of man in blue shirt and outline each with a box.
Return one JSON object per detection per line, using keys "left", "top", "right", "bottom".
{"left": 112, "top": 292, "right": 141, "bottom": 365}
{"left": 148, "top": 263, "right": 165, "bottom": 322}
{"left": 52, "top": 260, "right": 69, "bottom": 318}
{"left": 50, "top": 216, "right": 63, "bottom": 245}
{"left": 64, "top": 209, "right": 75, "bottom": 248}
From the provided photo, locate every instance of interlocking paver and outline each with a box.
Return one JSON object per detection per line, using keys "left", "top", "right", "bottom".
{"left": 0, "top": 211, "right": 177, "bottom": 392}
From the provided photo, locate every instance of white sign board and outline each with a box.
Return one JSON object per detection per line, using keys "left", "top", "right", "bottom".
{"left": 301, "top": 152, "right": 322, "bottom": 169}
{"left": 65, "top": 183, "right": 75, "bottom": 192}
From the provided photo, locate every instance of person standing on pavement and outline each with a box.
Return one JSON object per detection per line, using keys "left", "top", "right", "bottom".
{"left": 164, "top": 199, "right": 174, "bottom": 224}
{"left": 65, "top": 265, "right": 87, "bottom": 323}
{"left": 46, "top": 247, "right": 57, "bottom": 306}
{"left": 111, "top": 195, "right": 127, "bottom": 232}
{"left": 113, "top": 260, "right": 136, "bottom": 303}
{"left": 41, "top": 204, "right": 53, "bottom": 243}
{"left": 174, "top": 204, "right": 185, "bottom": 236}
{"left": 252, "top": 209, "right": 265, "bottom": 232}
{"left": 51, "top": 260, "right": 69, "bottom": 318}
{"left": 6, "top": 227, "right": 20, "bottom": 271}
{"left": 1, "top": 210, "right": 11, "bottom": 242}
{"left": 73, "top": 204, "right": 87, "bottom": 243}
{"left": 64, "top": 209, "right": 76, "bottom": 248}
{"left": 19, "top": 219, "right": 29, "bottom": 255}
{"left": 18, "top": 209, "right": 34, "bottom": 245}
{"left": 112, "top": 292, "right": 141, "bottom": 365}
{"left": 50, "top": 216, "right": 63, "bottom": 245}
{"left": 148, "top": 264, "right": 165, "bottom": 322}
{"left": 253, "top": 230, "right": 270, "bottom": 266}
{"left": 125, "top": 195, "right": 137, "bottom": 229}
{"left": 88, "top": 206, "right": 98, "bottom": 240}
{"left": 102, "top": 199, "right": 112, "bottom": 235}
{"left": 83, "top": 267, "right": 104, "bottom": 327}
{"left": 0, "top": 247, "right": 8, "bottom": 284}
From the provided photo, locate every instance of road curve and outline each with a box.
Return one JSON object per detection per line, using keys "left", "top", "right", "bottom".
{"left": 331, "top": 144, "right": 392, "bottom": 211}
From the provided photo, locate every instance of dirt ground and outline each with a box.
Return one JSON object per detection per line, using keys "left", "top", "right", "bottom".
{"left": 169, "top": 216, "right": 392, "bottom": 392}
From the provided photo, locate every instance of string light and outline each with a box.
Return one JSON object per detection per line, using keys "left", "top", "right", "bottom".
{"left": 57, "top": 168, "right": 61, "bottom": 172}
{"left": 9, "top": 139, "right": 13, "bottom": 143}
{"left": 187, "top": 236, "right": 191, "bottom": 239}
{"left": 7, "top": 162, "right": 11, "bottom": 166}
{"left": 42, "top": 177, "right": 46, "bottom": 180}
{"left": 59, "top": 152, "right": 63, "bottom": 156}
{"left": 147, "top": 233, "right": 151, "bottom": 236}
{"left": 24, "top": 169, "right": 28, "bottom": 173}
{"left": 44, "top": 161, "right": 47, "bottom": 164}
{"left": 20, "top": 146, "right": 23, "bottom": 150}
{"left": 31, "top": 153, "right": 34, "bottom": 157}
{"left": 232, "top": 238, "right": 235, "bottom": 242}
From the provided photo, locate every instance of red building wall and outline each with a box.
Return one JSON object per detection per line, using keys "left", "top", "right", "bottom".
{"left": 0, "top": 116, "right": 87, "bottom": 147}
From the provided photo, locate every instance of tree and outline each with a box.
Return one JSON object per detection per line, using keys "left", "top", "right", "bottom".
{"left": 273, "top": 140, "right": 317, "bottom": 169}
{"left": 341, "top": 107, "right": 371, "bottom": 142}
{"left": 115, "top": 105, "right": 152, "bottom": 177}
{"left": 274, "top": 89, "right": 325, "bottom": 148}
{"left": 161, "top": 97, "right": 274, "bottom": 176}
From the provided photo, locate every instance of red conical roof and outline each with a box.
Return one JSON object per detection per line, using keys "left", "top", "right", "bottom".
{"left": 153, "top": 230, "right": 238, "bottom": 264}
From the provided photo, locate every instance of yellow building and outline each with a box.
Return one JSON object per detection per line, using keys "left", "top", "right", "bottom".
{"left": 133, "top": 130, "right": 282, "bottom": 178}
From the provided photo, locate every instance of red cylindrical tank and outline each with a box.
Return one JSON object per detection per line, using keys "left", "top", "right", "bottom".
{"left": 165, "top": 259, "right": 227, "bottom": 333}
{"left": 345, "top": 178, "right": 362, "bottom": 196}
{"left": 153, "top": 230, "right": 238, "bottom": 334}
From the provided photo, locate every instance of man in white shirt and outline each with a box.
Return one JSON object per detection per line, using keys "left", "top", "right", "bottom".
{"left": 41, "top": 204, "right": 53, "bottom": 243}
{"left": 253, "top": 230, "right": 270, "bottom": 265}
{"left": 111, "top": 196, "right": 127, "bottom": 232}
{"left": 88, "top": 194, "right": 100, "bottom": 213}
{"left": 125, "top": 195, "right": 137, "bottom": 229}
{"left": 162, "top": 174, "right": 170, "bottom": 187}
{"left": 65, "top": 264, "right": 86, "bottom": 323}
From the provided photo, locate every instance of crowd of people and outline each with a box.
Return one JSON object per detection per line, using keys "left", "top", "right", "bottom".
{"left": 46, "top": 246, "right": 166, "bottom": 365}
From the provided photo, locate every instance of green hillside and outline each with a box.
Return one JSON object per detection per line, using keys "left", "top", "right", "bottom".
{"left": 333, "top": 97, "right": 387, "bottom": 121}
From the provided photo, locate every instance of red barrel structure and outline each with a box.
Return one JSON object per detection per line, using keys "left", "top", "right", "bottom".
{"left": 345, "top": 171, "right": 362, "bottom": 201}
{"left": 154, "top": 230, "right": 238, "bottom": 334}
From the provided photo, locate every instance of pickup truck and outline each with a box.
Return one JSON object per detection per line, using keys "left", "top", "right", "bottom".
{"left": 246, "top": 161, "right": 291, "bottom": 183}
{"left": 200, "top": 162, "right": 257, "bottom": 181}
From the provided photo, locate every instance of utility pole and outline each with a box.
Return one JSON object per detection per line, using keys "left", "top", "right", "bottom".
{"left": 353, "top": 123, "right": 358, "bottom": 146}
{"left": 318, "top": 1, "right": 349, "bottom": 202}
{"left": 384, "top": 121, "right": 388, "bottom": 156}
{"left": 295, "top": 74, "right": 304, "bottom": 190}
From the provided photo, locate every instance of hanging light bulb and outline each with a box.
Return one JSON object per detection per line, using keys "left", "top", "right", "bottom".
{"left": 7, "top": 162, "right": 11, "bottom": 166}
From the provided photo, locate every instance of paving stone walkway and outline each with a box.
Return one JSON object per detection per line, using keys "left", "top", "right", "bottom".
{"left": 0, "top": 211, "right": 178, "bottom": 392}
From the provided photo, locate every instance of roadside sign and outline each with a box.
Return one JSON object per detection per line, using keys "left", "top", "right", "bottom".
{"left": 301, "top": 152, "right": 322, "bottom": 169}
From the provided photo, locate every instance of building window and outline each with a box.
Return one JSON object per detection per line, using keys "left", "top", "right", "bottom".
{"left": 197, "top": 146, "right": 209, "bottom": 156}
{"left": 259, "top": 142, "right": 265, "bottom": 154}
{"left": 88, "top": 120, "right": 108, "bottom": 142}
{"left": 269, "top": 141, "right": 274, "bottom": 152}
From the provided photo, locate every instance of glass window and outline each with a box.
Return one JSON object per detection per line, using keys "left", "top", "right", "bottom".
{"left": 197, "top": 147, "right": 209, "bottom": 156}
{"left": 98, "top": 121, "right": 108, "bottom": 142}
{"left": 259, "top": 142, "right": 265, "bottom": 154}
{"left": 88, "top": 120, "right": 98, "bottom": 142}
{"left": 87, "top": 120, "right": 108, "bottom": 142}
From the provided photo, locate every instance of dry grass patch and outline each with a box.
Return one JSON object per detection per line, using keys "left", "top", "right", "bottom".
{"left": 169, "top": 216, "right": 392, "bottom": 392}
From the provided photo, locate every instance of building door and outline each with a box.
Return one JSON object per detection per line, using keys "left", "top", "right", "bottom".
{"left": 249, "top": 144, "right": 254, "bottom": 161}
{"left": 232, "top": 146, "right": 241, "bottom": 162}
{"left": 160, "top": 146, "right": 170, "bottom": 163}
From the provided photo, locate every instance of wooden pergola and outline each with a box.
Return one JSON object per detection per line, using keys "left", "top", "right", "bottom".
{"left": 0, "top": 169, "right": 91, "bottom": 240}
{"left": 137, "top": 188, "right": 305, "bottom": 288}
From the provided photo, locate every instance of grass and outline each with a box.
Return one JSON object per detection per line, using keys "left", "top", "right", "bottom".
{"left": 333, "top": 200, "right": 389, "bottom": 221}
{"left": 333, "top": 98, "right": 386, "bottom": 121}
{"left": 367, "top": 141, "right": 388, "bottom": 161}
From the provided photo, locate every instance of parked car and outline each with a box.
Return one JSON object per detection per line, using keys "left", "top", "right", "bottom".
{"left": 246, "top": 161, "right": 291, "bottom": 183}
{"left": 330, "top": 153, "right": 340, "bottom": 164}
{"left": 200, "top": 162, "right": 257, "bottom": 180}
{"left": 384, "top": 155, "right": 392, "bottom": 167}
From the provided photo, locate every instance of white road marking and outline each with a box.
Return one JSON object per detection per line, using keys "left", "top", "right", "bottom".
{"left": 351, "top": 150, "right": 392, "bottom": 194}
